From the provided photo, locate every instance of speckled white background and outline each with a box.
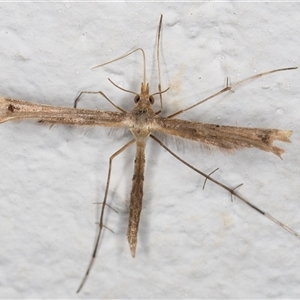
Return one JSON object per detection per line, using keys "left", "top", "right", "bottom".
{"left": 0, "top": 2, "right": 300, "bottom": 299}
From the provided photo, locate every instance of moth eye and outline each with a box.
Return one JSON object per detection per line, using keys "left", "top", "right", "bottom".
{"left": 134, "top": 95, "right": 140, "bottom": 103}
{"left": 149, "top": 96, "right": 155, "bottom": 105}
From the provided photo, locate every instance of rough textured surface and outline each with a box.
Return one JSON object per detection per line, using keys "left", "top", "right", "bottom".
{"left": 0, "top": 2, "right": 299, "bottom": 298}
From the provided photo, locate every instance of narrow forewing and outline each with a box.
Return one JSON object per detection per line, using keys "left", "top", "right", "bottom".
{"left": 0, "top": 97, "right": 128, "bottom": 127}
{"left": 154, "top": 118, "right": 292, "bottom": 157}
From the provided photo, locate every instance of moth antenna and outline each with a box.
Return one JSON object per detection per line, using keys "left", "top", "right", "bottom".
{"left": 92, "top": 47, "right": 147, "bottom": 86}
{"left": 156, "top": 14, "right": 164, "bottom": 114}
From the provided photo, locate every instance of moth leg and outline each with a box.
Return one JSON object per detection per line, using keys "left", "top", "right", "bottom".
{"left": 167, "top": 67, "right": 297, "bottom": 119}
{"left": 74, "top": 90, "right": 127, "bottom": 113}
{"left": 77, "top": 139, "right": 135, "bottom": 293}
{"left": 202, "top": 168, "right": 219, "bottom": 190}
{"left": 150, "top": 134, "right": 300, "bottom": 240}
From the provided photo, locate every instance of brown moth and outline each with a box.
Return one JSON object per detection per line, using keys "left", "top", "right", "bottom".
{"left": 0, "top": 15, "right": 298, "bottom": 292}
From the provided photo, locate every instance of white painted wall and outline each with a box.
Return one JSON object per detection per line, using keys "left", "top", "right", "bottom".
{"left": 0, "top": 2, "right": 299, "bottom": 298}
